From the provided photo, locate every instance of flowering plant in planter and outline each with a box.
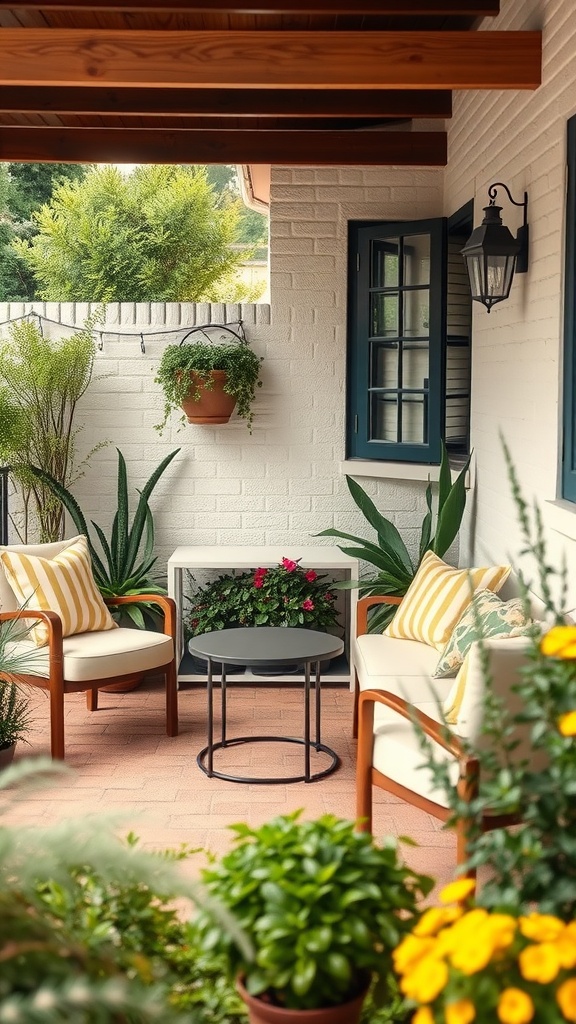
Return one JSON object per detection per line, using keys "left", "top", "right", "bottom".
{"left": 185, "top": 557, "right": 340, "bottom": 638}
{"left": 393, "top": 878, "right": 576, "bottom": 1024}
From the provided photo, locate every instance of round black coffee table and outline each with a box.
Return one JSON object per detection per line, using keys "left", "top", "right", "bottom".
{"left": 189, "top": 626, "right": 344, "bottom": 784}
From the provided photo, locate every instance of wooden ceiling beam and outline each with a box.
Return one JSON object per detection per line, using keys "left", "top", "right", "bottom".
{"left": 0, "top": 126, "right": 447, "bottom": 164}
{"left": 0, "top": 85, "right": 453, "bottom": 118}
{"left": 0, "top": 1, "right": 501, "bottom": 13}
{"left": 0, "top": 29, "right": 541, "bottom": 90}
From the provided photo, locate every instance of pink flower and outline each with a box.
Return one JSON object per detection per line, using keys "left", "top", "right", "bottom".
{"left": 302, "top": 599, "right": 314, "bottom": 611}
{"left": 325, "top": 593, "right": 334, "bottom": 601}
{"left": 254, "top": 577, "right": 264, "bottom": 589}
{"left": 254, "top": 567, "right": 268, "bottom": 578}
{"left": 305, "top": 569, "right": 317, "bottom": 582}
{"left": 282, "top": 558, "right": 298, "bottom": 572}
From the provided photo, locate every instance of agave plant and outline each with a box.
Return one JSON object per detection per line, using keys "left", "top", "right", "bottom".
{"left": 316, "top": 442, "right": 472, "bottom": 631}
{"left": 28, "top": 448, "right": 180, "bottom": 628}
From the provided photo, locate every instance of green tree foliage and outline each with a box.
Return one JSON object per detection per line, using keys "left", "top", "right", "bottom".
{"left": 0, "top": 163, "right": 87, "bottom": 301}
{"left": 15, "top": 164, "right": 257, "bottom": 302}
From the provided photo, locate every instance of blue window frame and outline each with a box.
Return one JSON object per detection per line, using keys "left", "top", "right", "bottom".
{"left": 562, "top": 115, "right": 576, "bottom": 501}
{"left": 347, "top": 216, "right": 471, "bottom": 465}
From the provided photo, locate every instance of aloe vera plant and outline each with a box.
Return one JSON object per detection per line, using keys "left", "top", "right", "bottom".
{"left": 28, "top": 448, "right": 180, "bottom": 628}
{"left": 316, "top": 442, "right": 472, "bottom": 632}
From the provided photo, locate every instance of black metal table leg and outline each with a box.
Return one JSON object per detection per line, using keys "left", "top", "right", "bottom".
{"left": 221, "top": 668, "right": 227, "bottom": 745}
{"left": 207, "top": 657, "right": 214, "bottom": 777}
{"left": 315, "top": 660, "right": 321, "bottom": 748}
{"left": 304, "top": 662, "right": 311, "bottom": 782}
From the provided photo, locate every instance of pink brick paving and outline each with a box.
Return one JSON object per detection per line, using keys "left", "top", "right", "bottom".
{"left": 5, "top": 678, "right": 457, "bottom": 894}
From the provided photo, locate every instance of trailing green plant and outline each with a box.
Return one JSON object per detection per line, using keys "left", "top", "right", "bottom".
{"left": 0, "top": 758, "right": 250, "bottom": 1023}
{"left": 194, "top": 810, "right": 433, "bottom": 1013}
{"left": 28, "top": 447, "right": 180, "bottom": 628}
{"left": 185, "top": 557, "right": 340, "bottom": 639}
{"left": 417, "top": 438, "right": 576, "bottom": 920}
{"left": 154, "top": 339, "right": 263, "bottom": 433}
{"left": 316, "top": 441, "right": 471, "bottom": 631}
{"left": 0, "top": 314, "right": 106, "bottom": 542}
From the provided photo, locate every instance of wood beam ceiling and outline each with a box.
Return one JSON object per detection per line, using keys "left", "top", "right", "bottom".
{"left": 0, "top": 86, "right": 453, "bottom": 118}
{"left": 0, "top": 1, "right": 501, "bottom": 13}
{"left": 0, "top": 29, "right": 542, "bottom": 90}
{"left": 0, "top": 126, "right": 448, "bottom": 164}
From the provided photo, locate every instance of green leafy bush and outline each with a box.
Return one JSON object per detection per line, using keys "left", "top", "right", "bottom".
{"left": 194, "top": 810, "right": 433, "bottom": 1012}
{"left": 185, "top": 558, "right": 340, "bottom": 638}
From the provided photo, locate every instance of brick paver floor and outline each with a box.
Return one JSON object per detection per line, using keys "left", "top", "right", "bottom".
{"left": 6, "top": 677, "right": 457, "bottom": 892}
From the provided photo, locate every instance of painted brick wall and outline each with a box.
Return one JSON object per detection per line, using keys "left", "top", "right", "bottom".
{"left": 0, "top": 165, "right": 445, "bottom": 584}
{"left": 443, "top": 0, "right": 576, "bottom": 605}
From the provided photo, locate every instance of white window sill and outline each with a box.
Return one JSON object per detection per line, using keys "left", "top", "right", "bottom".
{"left": 544, "top": 499, "right": 576, "bottom": 542}
{"left": 340, "top": 459, "right": 472, "bottom": 486}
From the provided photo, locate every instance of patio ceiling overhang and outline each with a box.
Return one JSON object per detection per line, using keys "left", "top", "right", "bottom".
{"left": 0, "top": 1, "right": 541, "bottom": 166}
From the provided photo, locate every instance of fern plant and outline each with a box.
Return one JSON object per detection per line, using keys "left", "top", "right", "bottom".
{"left": 28, "top": 447, "right": 179, "bottom": 628}
{"left": 316, "top": 442, "right": 471, "bottom": 631}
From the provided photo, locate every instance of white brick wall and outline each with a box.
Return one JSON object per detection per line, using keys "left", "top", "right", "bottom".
{"left": 444, "top": 0, "right": 576, "bottom": 605}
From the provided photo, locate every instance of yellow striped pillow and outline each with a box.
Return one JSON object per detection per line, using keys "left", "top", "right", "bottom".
{"left": 0, "top": 535, "right": 117, "bottom": 647}
{"left": 384, "top": 551, "right": 511, "bottom": 650}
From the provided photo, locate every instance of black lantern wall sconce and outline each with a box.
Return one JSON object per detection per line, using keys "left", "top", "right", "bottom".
{"left": 461, "top": 182, "right": 529, "bottom": 312}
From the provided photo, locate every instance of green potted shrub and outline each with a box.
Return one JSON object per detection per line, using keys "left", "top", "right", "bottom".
{"left": 193, "top": 810, "right": 433, "bottom": 1024}
{"left": 154, "top": 339, "right": 263, "bottom": 432}
{"left": 316, "top": 440, "right": 472, "bottom": 631}
{"left": 0, "top": 612, "right": 43, "bottom": 767}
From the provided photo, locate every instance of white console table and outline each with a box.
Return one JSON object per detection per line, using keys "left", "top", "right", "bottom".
{"left": 167, "top": 546, "right": 359, "bottom": 687}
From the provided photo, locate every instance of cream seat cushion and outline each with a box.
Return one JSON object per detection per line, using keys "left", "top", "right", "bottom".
{"left": 371, "top": 700, "right": 459, "bottom": 810}
{"left": 6, "top": 627, "right": 174, "bottom": 683}
{"left": 354, "top": 633, "right": 454, "bottom": 720}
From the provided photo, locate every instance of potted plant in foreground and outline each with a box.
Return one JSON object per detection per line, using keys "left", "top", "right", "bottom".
{"left": 193, "top": 810, "right": 433, "bottom": 1024}
{"left": 0, "top": 613, "right": 42, "bottom": 767}
{"left": 155, "top": 339, "right": 263, "bottom": 432}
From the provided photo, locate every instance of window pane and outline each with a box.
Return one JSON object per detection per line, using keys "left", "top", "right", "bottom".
{"left": 372, "top": 239, "right": 399, "bottom": 288}
{"left": 403, "top": 289, "right": 429, "bottom": 337}
{"left": 370, "top": 394, "right": 398, "bottom": 442}
{"left": 404, "top": 234, "right": 430, "bottom": 286}
{"left": 371, "top": 293, "right": 398, "bottom": 337}
{"left": 401, "top": 394, "right": 426, "bottom": 444}
{"left": 403, "top": 344, "right": 429, "bottom": 389}
{"left": 372, "top": 342, "right": 399, "bottom": 388}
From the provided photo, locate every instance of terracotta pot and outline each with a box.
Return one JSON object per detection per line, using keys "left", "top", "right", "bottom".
{"left": 180, "top": 370, "right": 237, "bottom": 425}
{"left": 99, "top": 673, "right": 144, "bottom": 693}
{"left": 0, "top": 741, "right": 16, "bottom": 769}
{"left": 236, "top": 976, "right": 370, "bottom": 1024}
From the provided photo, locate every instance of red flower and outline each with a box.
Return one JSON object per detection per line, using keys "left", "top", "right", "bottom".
{"left": 254, "top": 577, "right": 264, "bottom": 589}
{"left": 254, "top": 567, "right": 268, "bottom": 579}
{"left": 302, "top": 599, "right": 314, "bottom": 611}
{"left": 282, "top": 557, "right": 298, "bottom": 572}
{"left": 305, "top": 569, "right": 317, "bottom": 582}
{"left": 325, "top": 593, "right": 334, "bottom": 601}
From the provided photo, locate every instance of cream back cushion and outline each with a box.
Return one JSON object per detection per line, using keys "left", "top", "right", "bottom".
{"left": 384, "top": 550, "right": 511, "bottom": 650}
{"left": 0, "top": 534, "right": 117, "bottom": 646}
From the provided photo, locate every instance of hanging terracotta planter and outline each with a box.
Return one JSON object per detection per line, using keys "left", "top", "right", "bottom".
{"left": 236, "top": 976, "right": 370, "bottom": 1024}
{"left": 180, "top": 370, "right": 237, "bottom": 425}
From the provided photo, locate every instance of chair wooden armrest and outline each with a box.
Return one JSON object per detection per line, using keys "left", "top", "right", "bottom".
{"left": 357, "top": 687, "right": 468, "bottom": 760}
{"left": 0, "top": 608, "right": 64, "bottom": 664}
{"left": 356, "top": 594, "right": 403, "bottom": 636}
{"left": 103, "top": 594, "right": 176, "bottom": 639}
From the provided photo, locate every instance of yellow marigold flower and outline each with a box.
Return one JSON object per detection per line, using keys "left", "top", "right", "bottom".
{"left": 446, "top": 999, "right": 476, "bottom": 1024}
{"left": 450, "top": 935, "right": 495, "bottom": 975}
{"left": 540, "top": 625, "right": 576, "bottom": 659}
{"left": 520, "top": 914, "right": 566, "bottom": 942}
{"left": 556, "top": 926, "right": 576, "bottom": 970}
{"left": 558, "top": 711, "right": 576, "bottom": 737}
{"left": 557, "top": 978, "right": 576, "bottom": 1022}
{"left": 413, "top": 1007, "right": 435, "bottom": 1024}
{"left": 436, "top": 910, "right": 489, "bottom": 957}
{"left": 439, "top": 879, "right": 476, "bottom": 904}
{"left": 414, "top": 907, "right": 463, "bottom": 937}
{"left": 519, "top": 942, "right": 561, "bottom": 983}
{"left": 484, "top": 914, "right": 517, "bottom": 950}
{"left": 497, "top": 988, "right": 535, "bottom": 1024}
{"left": 400, "top": 957, "right": 449, "bottom": 1003}
{"left": 393, "top": 935, "right": 436, "bottom": 974}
